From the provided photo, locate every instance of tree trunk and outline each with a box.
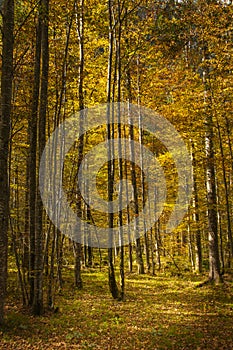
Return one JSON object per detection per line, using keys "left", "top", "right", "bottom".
{"left": 191, "top": 141, "right": 202, "bottom": 273}
{"left": 216, "top": 117, "right": 233, "bottom": 267}
{"left": 205, "top": 113, "right": 222, "bottom": 283}
{"left": 73, "top": 0, "right": 85, "bottom": 289}
{"left": 28, "top": 4, "right": 42, "bottom": 306}
{"left": 115, "top": 0, "right": 125, "bottom": 301}
{"left": 202, "top": 47, "right": 222, "bottom": 283}
{"left": 137, "top": 56, "right": 150, "bottom": 273}
{"left": 33, "top": 0, "right": 49, "bottom": 315}
{"left": 106, "top": 0, "right": 119, "bottom": 299}
{"left": 126, "top": 66, "right": 144, "bottom": 275}
{"left": 0, "top": 0, "right": 14, "bottom": 323}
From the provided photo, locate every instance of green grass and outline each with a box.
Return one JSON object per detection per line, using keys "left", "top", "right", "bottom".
{"left": 0, "top": 268, "right": 233, "bottom": 349}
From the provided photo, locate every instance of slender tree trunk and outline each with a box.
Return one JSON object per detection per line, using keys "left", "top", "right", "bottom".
{"left": 73, "top": 0, "right": 85, "bottom": 289}
{"left": 56, "top": 230, "right": 64, "bottom": 290}
{"left": 205, "top": 113, "right": 222, "bottom": 283}
{"left": 154, "top": 187, "right": 161, "bottom": 271}
{"left": 23, "top": 155, "right": 30, "bottom": 287}
{"left": 0, "top": 0, "right": 14, "bottom": 324}
{"left": 83, "top": 152, "right": 93, "bottom": 267}
{"left": 126, "top": 60, "right": 144, "bottom": 274}
{"left": 187, "top": 219, "right": 195, "bottom": 271}
{"left": 129, "top": 115, "right": 144, "bottom": 274}
{"left": 202, "top": 47, "right": 222, "bottom": 283}
{"left": 28, "top": 5, "right": 42, "bottom": 306}
{"left": 136, "top": 56, "right": 150, "bottom": 273}
{"left": 224, "top": 115, "right": 233, "bottom": 176}
{"left": 216, "top": 118, "right": 233, "bottom": 267}
{"left": 124, "top": 43, "right": 133, "bottom": 274}
{"left": 107, "top": 0, "right": 119, "bottom": 299}
{"left": 73, "top": 242, "right": 83, "bottom": 289}
{"left": 33, "top": 0, "right": 49, "bottom": 315}
{"left": 8, "top": 159, "right": 27, "bottom": 304}
{"left": 44, "top": 224, "right": 53, "bottom": 308}
{"left": 115, "top": 2, "right": 124, "bottom": 300}
{"left": 191, "top": 141, "right": 202, "bottom": 273}
{"left": 216, "top": 180, "right": 225, "bottom": 275}
{"left": 123, "top": 127, "right": 133, "bottom": 273}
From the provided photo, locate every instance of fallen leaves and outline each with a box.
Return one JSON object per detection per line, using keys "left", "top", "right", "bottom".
{"left": 1, "top": 271, "right": 233, "bottom": 349}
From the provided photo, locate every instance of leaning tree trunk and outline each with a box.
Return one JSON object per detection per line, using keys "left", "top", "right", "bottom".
{"left": 0, "top": 0, "right": 14, "bottom": 324}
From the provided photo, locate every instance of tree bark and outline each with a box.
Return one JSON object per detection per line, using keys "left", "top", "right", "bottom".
{"left": 216, "top": 117, "right": 233, "bottom": 267}
{"left": 205, "top": 113, "right": 222, "bottom": 283}
{"left": 115, "top": 1, "right": 124, "bottom": 299}
{"left": 202, "top": 46, "right": 222, "bottom": 283}
{"left": 191, "top": 141, "right": 202, "bottom": 273}
{"left": 106, "top": 0, "right": 119, "bottom": 299}
{"left": 0, "top": 0, "right": 14, "bottom": 324}
{"left": 73, "top": 0, "right": 85, "bottom": 289}
{"left": 28, "top": 4, "right": 42, "bottom": 306}
{"left": 33, "top": 0, "right": 49, "bottom": 315}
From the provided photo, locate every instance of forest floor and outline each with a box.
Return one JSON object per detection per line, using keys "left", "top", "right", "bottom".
{"left": 0, "top": 268, "right": 233, "bottom": 350}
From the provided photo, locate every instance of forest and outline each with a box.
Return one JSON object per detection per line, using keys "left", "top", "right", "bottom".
{"left": 0, "top": 0, "right": 233, "bottom": 349}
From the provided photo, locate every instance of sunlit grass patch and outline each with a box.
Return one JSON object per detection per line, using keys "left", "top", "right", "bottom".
{"left": 1, "top": 268, "right": 233, "bottom": 349}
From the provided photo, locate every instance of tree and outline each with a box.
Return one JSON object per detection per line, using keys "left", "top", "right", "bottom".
{"left": 33, "top": 0, "right": 49, "bottom": 315}
{"left": 106, "top": 0, "right": 119, "bottom": 300}
{"left": 73, "top": 0, "right": 85, "bottom": 290}
{"left": 0, "top": 0, "right": 14, "bottom": 324}
{"left": 28, "top": 1, "right": 42, "bottom": 307}
{"left": 203, "top": 65, "right": 222, "bottom": 283}
{"left": 205, "top": 111, "right": 222, "bottom": 283}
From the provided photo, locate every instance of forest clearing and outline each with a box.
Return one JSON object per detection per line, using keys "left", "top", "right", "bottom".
{"left": 1, "top": 267, "right": 233, "bottom": 350}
